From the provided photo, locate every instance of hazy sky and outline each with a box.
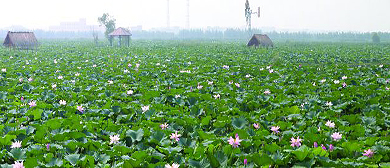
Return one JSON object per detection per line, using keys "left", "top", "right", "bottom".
{"left": 1, "top": 0, "right": 389, "bottom": 32}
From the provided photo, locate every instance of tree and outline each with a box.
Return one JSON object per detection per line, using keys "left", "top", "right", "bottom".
{"left": 98, "top": 13, "right": 116, "bottom": 45}
{"left": 372, "top": 32, "right": 380, "bottom": 43}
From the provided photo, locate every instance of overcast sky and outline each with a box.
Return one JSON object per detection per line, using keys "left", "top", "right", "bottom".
{"left": 1, "top": 0, "right": 389, "bottom": 32}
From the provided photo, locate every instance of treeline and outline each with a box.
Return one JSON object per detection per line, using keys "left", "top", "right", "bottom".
{"left": 1, "top": 29, "right": 389, "bottom": 42}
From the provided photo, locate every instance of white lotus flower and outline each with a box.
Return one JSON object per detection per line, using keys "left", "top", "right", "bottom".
{"left": 109, "top": 134, "right": 120, "bottom": 144}
{"left": 59, "top": 100, "right": 66, "bottom": 105}
{"left": 141, "top": 105, "right": 149, "bottom": 113}
{"left": 325, "top": 101, "right": 333, "bottom": 107}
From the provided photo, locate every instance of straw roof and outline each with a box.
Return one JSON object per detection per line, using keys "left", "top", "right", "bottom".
{"left": 3, "top": 31, "right": 38, "bottom": 50}
{"left": 109, "top": 27, "right": 132, "bottom": 36}
{"left": 247, "top": 34, "right": 273, "bottom": 48}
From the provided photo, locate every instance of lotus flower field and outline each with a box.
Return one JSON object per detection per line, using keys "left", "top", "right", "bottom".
{"left": 0, "top": 41, "right": 389, "bottom": 167}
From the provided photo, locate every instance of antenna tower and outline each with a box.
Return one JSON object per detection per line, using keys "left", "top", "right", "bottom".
{"left": 245, "top": 0, "right": 260, "bottom": 33}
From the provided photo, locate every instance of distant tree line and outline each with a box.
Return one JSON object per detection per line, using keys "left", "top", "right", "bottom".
{"left": 1, "top": 29, "right": 389, "bottom": 43}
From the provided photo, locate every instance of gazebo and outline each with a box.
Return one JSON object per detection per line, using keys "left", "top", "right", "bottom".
{"left": 109, "top": 27, "right": 132, "bottom": 47}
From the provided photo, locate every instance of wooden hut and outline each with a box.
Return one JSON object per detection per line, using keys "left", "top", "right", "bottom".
{"left": 247, "top": 34, "right": 273, "bottom": 48}
{"left": 3, "top": 31, "right": 38, "bottom": 50}
{"left": 109, "top": 27, "right": 132, "bottom": 47}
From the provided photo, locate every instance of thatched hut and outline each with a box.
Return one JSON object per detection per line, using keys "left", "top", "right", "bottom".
{"left": 247, "top": 34, "right": 273, "bottom": 48}
{"left": 109, "top": 27, "right": 132, "bottom": 47}
{"left": 3, "top": 31, "right": 38, "bottom": 50}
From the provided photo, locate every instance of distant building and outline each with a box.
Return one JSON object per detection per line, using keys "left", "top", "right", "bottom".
{"left": 247, "top": 34, "right": 273, "bottom": 48}
{"left": 130, "top": 25, "right": 143, "bottom": 32}
{"left": 49, "top": 18, "right": 104, "bottom": 32}
{"left": 3, "top": 31, "right": 38, "bottom": 50}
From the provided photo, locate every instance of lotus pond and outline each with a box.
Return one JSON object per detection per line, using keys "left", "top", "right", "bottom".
{"left": 0, "top": 41, "right": 389, "bottom": 167}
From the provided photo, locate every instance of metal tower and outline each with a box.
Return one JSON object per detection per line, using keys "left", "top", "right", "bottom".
{"left": 245, "top": 0, "right": 260, "bottom": 33}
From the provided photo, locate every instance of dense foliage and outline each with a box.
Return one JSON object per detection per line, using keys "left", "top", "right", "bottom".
{"left": 0, "top": 41, "right": 389, "bottom": 167}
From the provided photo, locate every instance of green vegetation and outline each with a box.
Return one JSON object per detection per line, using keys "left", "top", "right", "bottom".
{"left": 0, "top": 41, "right": 389, "bottom": 167}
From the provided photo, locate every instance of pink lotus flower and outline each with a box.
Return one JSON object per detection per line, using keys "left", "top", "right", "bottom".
{"left": 321, "top": 144, "right": 327, "bottom": 150}
{"left": 11, "top": 141, "right": 22, "bottom": 148}
{"left": 160, "top": 123, "right": 169, "bottom": 130}
{"left": 109, "top": 134, "right": 120, "bottom": 144}
{"left": 290, "top": 136, "right": 303, "bottom": 147}
{"left": 12, "top": 161, "right": 24, "bottom": 168}
{"left": 77, "top": 105, "right": 84, "bottom": 113}
{"left": 363, "top": 149, "right": 374, "bottom": 157}
{"left": 271, "top": 126, "right": 280, "bottom": 134}
{"left": 228, "top": 134, "right": 242, "bottom": 148}
{"left": 329, "top": 144, "right": 334, "bottom": 151}
{"left": 342, "top": 82, "right": 347, "bottom": 87}
{"left": 165, "top": 163, "right": 180, "bottom": 168}
{"left": 127, "top": 90, "right": 134, "bottom": 95}
{"left": 197, "top": 83, "right": 203, "bottom": 90}
{"left": 325, "top": 120, "right": 335, "bottom": 128}
{"left": 253, "top": 123, "right": 260, "bottom": 129}
{"left": 29, "top": 100, "right": 36, "bottom": 107}
{"left": 331, "top": 132, "right": 342, "bottom": 141}
{"left": 170, "top": 131, "right": 181, "bottom": 142}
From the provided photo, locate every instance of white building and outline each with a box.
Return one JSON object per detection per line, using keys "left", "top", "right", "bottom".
{"left": 49, "top": 18, "right": 104, "bottom": 32}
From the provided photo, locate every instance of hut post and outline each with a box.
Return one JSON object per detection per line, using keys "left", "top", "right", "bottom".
{"left": 119, "top": 35, "right": 122, "bottom": 46}
{"left": 127, "top": 36, "right": 130, "bottom": 47}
